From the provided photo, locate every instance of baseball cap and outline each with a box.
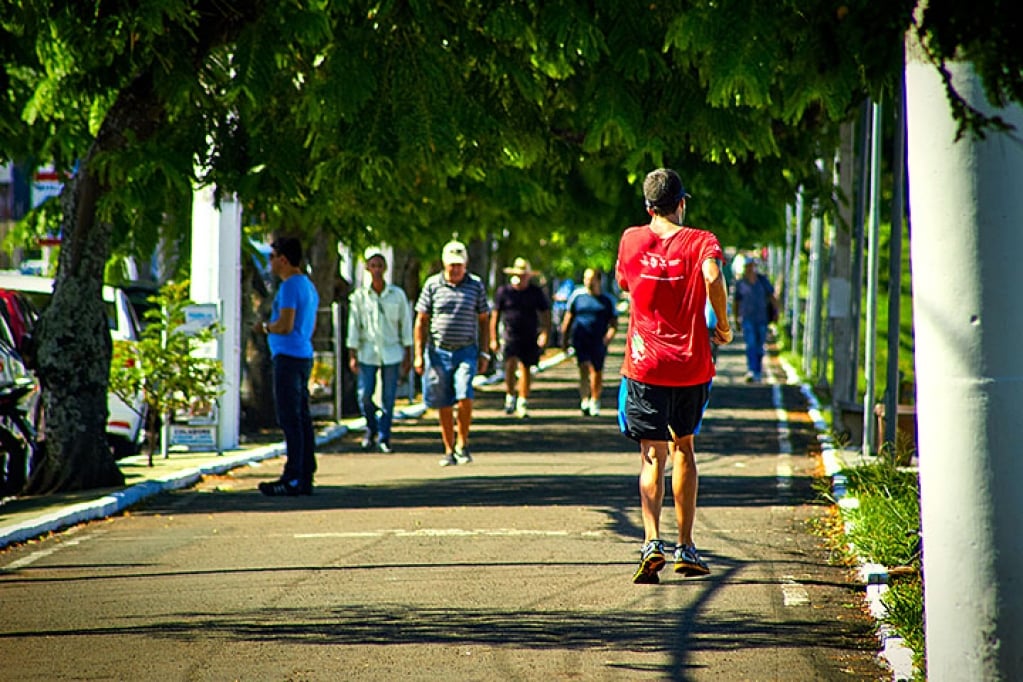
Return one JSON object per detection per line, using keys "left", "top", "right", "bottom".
{"left": 363, "top": 246, "right": 386, "bottom": 263}
{"left": 643, "top": 168, "right": 691, "bottom": 211}
{"left": 441, "top": 240, "right": 468, "bottom": 265}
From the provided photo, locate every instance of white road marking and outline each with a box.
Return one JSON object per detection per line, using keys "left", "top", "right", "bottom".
{"left": 295, "top": 528, "right": 582, "bottom": 539}
{"left": 781, "top": 576, "right": 811, "bottom": 606}
{"left": 2, "top": 528, "right": 103, "bottom": 571}
{"left": 773, "top": 383, "right": 794, "bottom": 490}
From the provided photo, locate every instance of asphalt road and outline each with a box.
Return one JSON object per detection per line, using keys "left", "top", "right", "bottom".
{"left": 0, "top": 341, "right": 888, "bottom": 681}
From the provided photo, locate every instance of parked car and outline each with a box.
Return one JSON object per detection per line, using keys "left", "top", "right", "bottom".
{"left": 0, "top": 273, "right": 147, "bottom": 458}
{"left": 0, "top": 291, "right": 41, "bottom": 494}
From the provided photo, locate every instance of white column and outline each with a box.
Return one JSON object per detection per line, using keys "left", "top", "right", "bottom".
{"left": 190, "top": 185, "right": 242, "bottom": 451}
{"left": 906, "top": 56, "right": 1023, "bottom": 679}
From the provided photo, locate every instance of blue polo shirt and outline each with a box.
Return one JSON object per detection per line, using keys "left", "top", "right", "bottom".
{"left": 269, "top": 274, "right": 318, "bottom": 359}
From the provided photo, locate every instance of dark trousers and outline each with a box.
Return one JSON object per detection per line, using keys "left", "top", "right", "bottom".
{"left": 272, "top": 354, "right": 316, "bottom": 486}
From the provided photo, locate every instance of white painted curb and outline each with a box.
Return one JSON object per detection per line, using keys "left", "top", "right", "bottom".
{"left": 779, "top": 357, "right": 916, "bottom": 682}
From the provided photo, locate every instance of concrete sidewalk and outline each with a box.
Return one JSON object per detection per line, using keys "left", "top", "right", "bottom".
{"left": 0, "top": 350, "right": 570, "bottom": 552}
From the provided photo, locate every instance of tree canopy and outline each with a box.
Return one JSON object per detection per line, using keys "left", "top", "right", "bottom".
{"left": 1, "top": 0, "right": 1019, "bottom": 491}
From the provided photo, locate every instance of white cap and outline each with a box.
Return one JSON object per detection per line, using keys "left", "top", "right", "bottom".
{"left": 441, "top": 240, "right": 468, "bottom": 265}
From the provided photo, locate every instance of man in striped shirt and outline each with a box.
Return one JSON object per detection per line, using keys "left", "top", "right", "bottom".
{"left": 414, "top": 240, "right": 491, "bottom": 466}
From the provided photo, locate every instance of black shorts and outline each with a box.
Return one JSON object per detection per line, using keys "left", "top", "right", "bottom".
{"left": 502, "top": 337, "right": 542, "bottom": 367}
{"left": 617, "top": 377, "right": 711, "bottom": 442}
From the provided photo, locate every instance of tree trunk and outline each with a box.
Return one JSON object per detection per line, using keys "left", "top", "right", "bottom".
{"left": 26, "top": 77, "right": 164, "bottom": 493}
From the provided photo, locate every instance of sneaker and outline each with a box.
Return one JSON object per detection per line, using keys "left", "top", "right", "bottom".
{"left": 674, "top": 543, "right": 710, "bottom": 577}
{"left": 504, "top": 393, "right": 516, "bottom": 415}
{"left": 377, "top": 440, "right": 393, "bottom": 454}
{"left": 259, "top": 479, "right": 301, "bottom": 497}
{"left": 439, "top": 452, "right": 458, "bottom": 467}
{"left": 454, "top": 446, "right": 473, "bottom": 465}
{"left": 580, "top": 398, "right": 591, "bottom": 416}
{"left": 632, "top": 539, "right": 666, "bottom": 584}
{"left": 515, "top": 398, "right": 529, "bottom": 419}
{"left": 744, "top": 371, "right": 755, "bottom": 383}
{"left": 590, "top": 399, "right": 601, "bottom": 417}
{"left": 360, "top": 434, "right": 376, "bottom": 451}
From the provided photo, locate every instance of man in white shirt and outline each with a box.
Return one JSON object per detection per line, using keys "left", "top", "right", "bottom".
{"left": 347, "top": 247, "right": 414, "bottom": 453}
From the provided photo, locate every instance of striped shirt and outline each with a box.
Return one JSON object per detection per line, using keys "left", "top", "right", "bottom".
{"left": 415, "top": 272, "right": 489, "bottom": 348}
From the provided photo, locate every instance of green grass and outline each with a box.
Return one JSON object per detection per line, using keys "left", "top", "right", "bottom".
{"left": 837, "top": 457, "right": 925, "bottom": 679}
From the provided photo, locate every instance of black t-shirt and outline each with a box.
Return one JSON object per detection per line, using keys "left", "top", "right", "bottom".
{"left": 494, "top": 283, "right": 550, "bottom": 341}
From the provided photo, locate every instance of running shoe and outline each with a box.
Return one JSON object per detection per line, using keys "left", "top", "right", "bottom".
{"left": 674, "top": 543, "right": 711, "bottom": 577}
{"left": 454, "top": 446, "right": 473, "bottom": 465}
{"left": 515, "top": 398, "right": 529, "bottom": 419}
{"left": 632, "top": 539, "right": 666, "bottom": 584}
{"left": 360, "top": 434, "right": 375, "bottom": 451}
{"left": 580, "top": 398, "right": 591, "bottom": 416}
{"left": 439, "top": 452, "right": 458, "bottom": 467}
{"left": 258, "top": 479, "right": 301, "bottom": 497}
{"left": 377, "top": 440, "right": 393, "bottom": 454}
{"left": 504, "top": 393, "right": 516, "bottom": 414}
{"left": 589, "top": 399, "right": 601, "bottom": 416}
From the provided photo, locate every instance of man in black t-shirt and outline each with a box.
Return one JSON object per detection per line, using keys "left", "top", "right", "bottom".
{"left": 489, "top": 258, "right": 550, "bottom": 418}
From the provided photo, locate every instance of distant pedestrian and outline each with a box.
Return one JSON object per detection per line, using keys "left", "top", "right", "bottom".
{"left": 616, "top": 168, "right": 732, "bottom": 583}
{"left": 347, "top": 247, "right": 414, "bottom": 454}
{"left": 490, "top": 257, "right": 551, "bottom": 419}
{"left": 254, "top": 236, "right": 319, "bottom": 496}
{"left": 414, "top": 240, "right": 491, "bottom": 466}
{"left": 560, "top": 268, "right": 617, "bottom": 416}
{"left": 733, "top": 257, "right": 776, "bottom": 383}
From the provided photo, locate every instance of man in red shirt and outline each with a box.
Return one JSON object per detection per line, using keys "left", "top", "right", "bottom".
{"left": 615, "top": 168, "right": 733, "bottom": 584}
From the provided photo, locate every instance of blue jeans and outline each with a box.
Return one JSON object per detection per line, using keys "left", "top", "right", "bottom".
{"left": 272, "top": 354, "right": 316, "bottom": 486}
{"left": 742, "top": 319, "right": 768, "bottom": 375}
{"left": 357, "top": 362, "right": 401, "bottom": 443}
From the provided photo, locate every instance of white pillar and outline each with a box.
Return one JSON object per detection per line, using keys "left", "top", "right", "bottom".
{"left": 906, "top": 55, "right": 1023, "bottom": 679}
{"left": 190, "top": 185, "right": 242, "bottom": 451}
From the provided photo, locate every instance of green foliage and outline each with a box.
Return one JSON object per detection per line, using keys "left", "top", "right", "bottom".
{"left": 881, "top": 574, "right": 927, "bottom": 679}
{"left": 824, "top": 457, "right": 925, "bottom": 677}
{"left": 109, "top": 280, "right": 223, "bottom": 454}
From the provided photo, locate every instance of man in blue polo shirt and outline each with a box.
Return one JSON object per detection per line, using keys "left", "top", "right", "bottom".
{"left": 414, "top": 240, "right": 491, "bottom": 466}
{"left": 255, "top": 236, "right": 319, "bottom": 495}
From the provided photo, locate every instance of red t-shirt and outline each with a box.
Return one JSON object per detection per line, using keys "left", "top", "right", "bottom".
{"left": 615, "top": 224, "right": 723, "bottom": 387}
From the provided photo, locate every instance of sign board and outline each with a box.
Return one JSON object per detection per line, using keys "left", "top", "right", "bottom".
{"left": 31, "top": 166, "right": 62, "bottom": 208}
{"left": 178, "top": 302, "right": 219, "bottom": 359}
{"left": 169, "top": 425, "right": 217, "bottom": 450}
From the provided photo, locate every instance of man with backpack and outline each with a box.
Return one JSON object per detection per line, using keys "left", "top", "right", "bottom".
{"left": 733, "top": 257, "right": 777, "bottom": 383}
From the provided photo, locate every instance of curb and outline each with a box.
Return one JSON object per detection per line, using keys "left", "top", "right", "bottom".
{"left": 779, "top": 357, "right": 916, "bottom": 682}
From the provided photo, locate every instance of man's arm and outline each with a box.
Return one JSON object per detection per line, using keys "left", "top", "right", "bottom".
{"left": 477, "top": 311, "right": 491, "bottom": 371}
{"left": 537, "top": 309, "right": 551, "bottom": 348}
{"left": 269, "top": 307, "right": 296, "bottom": 335}
{"left": 413, "top": 311, "right": 429, "bottom": 375}
{"left": 703, "top": 258, "right": 733, "bottom": 345}
{"left": 489, "top": 309, "right": 501, "bottom": 355}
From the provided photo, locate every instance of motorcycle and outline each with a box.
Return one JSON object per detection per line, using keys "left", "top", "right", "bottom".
{"left": 0, "top": 377, "right": 42, "bottom": 497}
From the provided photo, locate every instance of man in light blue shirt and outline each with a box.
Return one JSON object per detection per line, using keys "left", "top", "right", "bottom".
{"left": 347, "top": 247, "right": 413, "bottom": 453}
{"left": 254, "top": 236, "right": 319, "bottom": 496}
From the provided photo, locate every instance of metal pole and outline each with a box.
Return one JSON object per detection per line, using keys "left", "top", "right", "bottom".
{"left": 784, "top": 204, "right": 794, "bottom": 329}
{"left": 333, "top": 302, "right": 343, "bottom": 422}
{"left": 861, "top": 99, "right": 882, "bottom": 458}
{"left": 848, "top": 101, "right": 870, "bottom": 406}
{"left": 789, "top": 191, "right": 804, "bottom": 345}
{"left": 884, "top": 72, "right": 907, "bottom": 451}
